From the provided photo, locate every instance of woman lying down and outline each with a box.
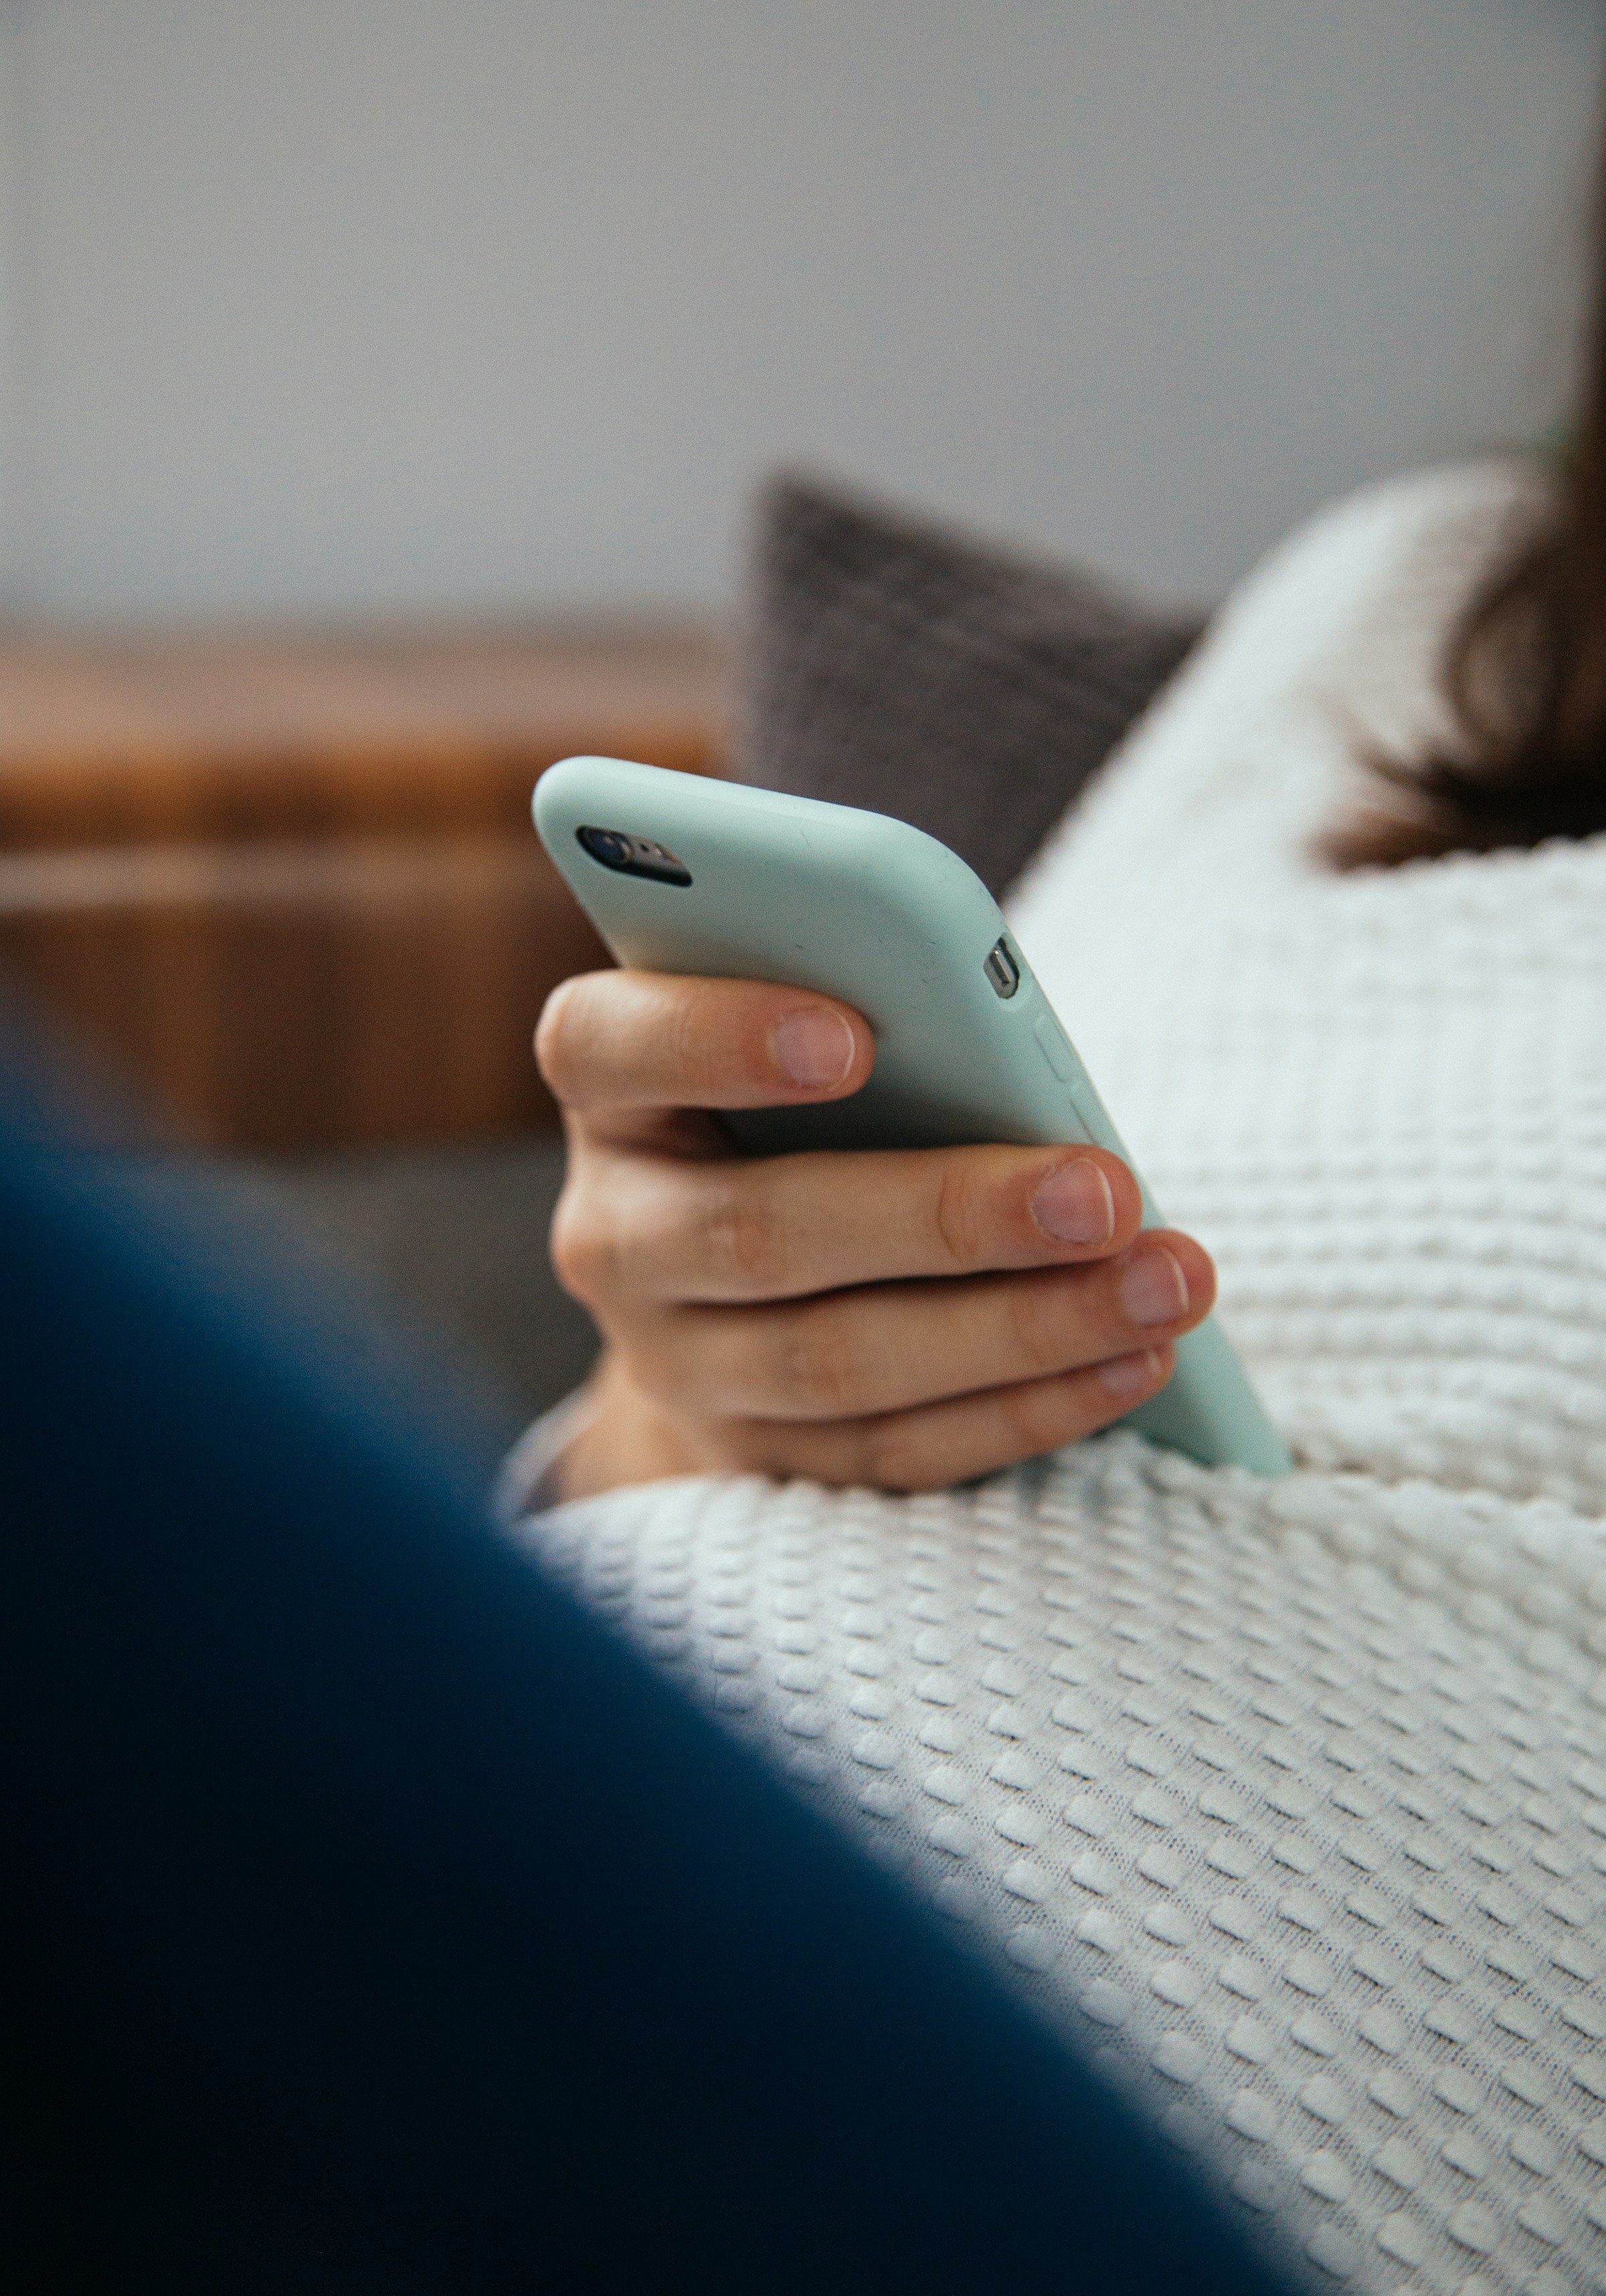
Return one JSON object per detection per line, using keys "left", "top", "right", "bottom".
{"left": 502, "top": 251, "right": 1606, "bottom": 2296}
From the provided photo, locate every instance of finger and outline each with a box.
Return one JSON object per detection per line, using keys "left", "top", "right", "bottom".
{"left": 536, "top": 969, "right": 874, "bottom": 1125}
{"left": 733, "top": 1345, "right": 1178, "bottom": 1493}
{"left": 551, "top": 1139, "right": 1143, "bottom": 1311}
{"left": 640, "top": 1232, "right": 1217, "bottom": 1422}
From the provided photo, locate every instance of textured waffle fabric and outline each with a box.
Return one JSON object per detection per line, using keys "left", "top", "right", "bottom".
{"left": 515, "top": 462, "right": 1606, "bottom": 2293}
{"left": 737, "top": 472, "right": 1202, "bottom": 896}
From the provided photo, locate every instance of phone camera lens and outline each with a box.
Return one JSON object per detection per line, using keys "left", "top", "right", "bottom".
{"left": 578, "top": 826, "right": 630, "bottom": 869}
{"left": 575, "top": 822, "right": 692, "bottom": 886}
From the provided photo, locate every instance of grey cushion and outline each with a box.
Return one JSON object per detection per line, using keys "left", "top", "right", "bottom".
{"left": 737, "top": 474, "right": 1203, "bottom": 897}
{"left": 141, "top": 1139, "right": 594, "bottom": 1442}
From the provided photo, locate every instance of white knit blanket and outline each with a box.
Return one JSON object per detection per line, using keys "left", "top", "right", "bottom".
{"left": 515, "top": 464, "right": 1606, "bottom": 2294}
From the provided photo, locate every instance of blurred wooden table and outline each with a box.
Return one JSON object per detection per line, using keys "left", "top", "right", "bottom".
{"left": 0, "top": 623, "right": 727, "bottom": 1147}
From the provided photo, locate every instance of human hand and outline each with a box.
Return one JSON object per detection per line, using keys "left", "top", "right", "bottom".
{"left": 535, "top": 970, "right": 1215, "bottom": 1500}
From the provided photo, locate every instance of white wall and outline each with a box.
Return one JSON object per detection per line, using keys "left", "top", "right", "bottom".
{"left": 2, "top": 0, "right": 1603, "bottom": 621}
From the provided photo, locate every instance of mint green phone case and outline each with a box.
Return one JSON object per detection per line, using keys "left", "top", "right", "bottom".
{"left": 535, "top": 755, "right": 1291, "bottom": 1478}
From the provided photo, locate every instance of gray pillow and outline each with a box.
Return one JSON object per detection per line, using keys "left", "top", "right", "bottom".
{"left": 736, "top": 474, "right": 1204, "bottom": 898}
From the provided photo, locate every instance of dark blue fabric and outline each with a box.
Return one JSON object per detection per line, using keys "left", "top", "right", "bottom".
{"left": 1, "top": 1091, "right": 1295, "bottom": 2294}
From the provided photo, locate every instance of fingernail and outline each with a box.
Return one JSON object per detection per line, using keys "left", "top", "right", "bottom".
{"left": 1120, "top": 1246, "right": 1190, "bottom": 1326}
{"left": 1031, "top": 1157, "right": 1116, "bottom": 1245}
{"left": 772, "top": 1008, "right": 857, "bottom": 1088}
{"left": 1099, "top": 1347, "right": 1164, "bottom": 1399}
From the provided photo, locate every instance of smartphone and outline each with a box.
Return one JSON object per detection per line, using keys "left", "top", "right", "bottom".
{"left": 534, "top": 755, "right": 1291, "bottom": 1478}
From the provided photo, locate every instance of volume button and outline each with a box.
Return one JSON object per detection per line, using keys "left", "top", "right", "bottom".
{"left": 1033, "top": 1014, "right": 1076, "bottom": 1082}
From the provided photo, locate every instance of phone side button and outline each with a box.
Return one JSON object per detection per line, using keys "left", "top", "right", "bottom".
{"left": 1033, "top": 1014, "right": 1077, "bottom": 1082}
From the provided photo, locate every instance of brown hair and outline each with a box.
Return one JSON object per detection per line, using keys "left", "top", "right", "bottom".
{"left": 1328, "top": 149, "right": 1606, "bottom": 870}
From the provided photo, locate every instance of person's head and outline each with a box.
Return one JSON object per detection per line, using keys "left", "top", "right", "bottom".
{"left": 1330, "top": 118, "right": 1606, "bottom": 870}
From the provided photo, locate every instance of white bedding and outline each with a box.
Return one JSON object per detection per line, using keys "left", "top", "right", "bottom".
{"left": 513, "top": 462, "right": 1606, "bottom": 2293}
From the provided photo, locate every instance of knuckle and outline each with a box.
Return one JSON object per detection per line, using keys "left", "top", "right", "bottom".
{"left": 547, "top": 1186, "right": 616, "bottom": 1308}
{"left": 674, "top": 975, "right": 742, "bottom": 1101}
{"left": 931, "top": 1156, "right": 988, "bottom": 1268}
{"left": 772, "top": 1304, "right": 860, "bottom": 1418}
{"left": 699, "top": 1173, "right": 790, "bottom": 1296}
